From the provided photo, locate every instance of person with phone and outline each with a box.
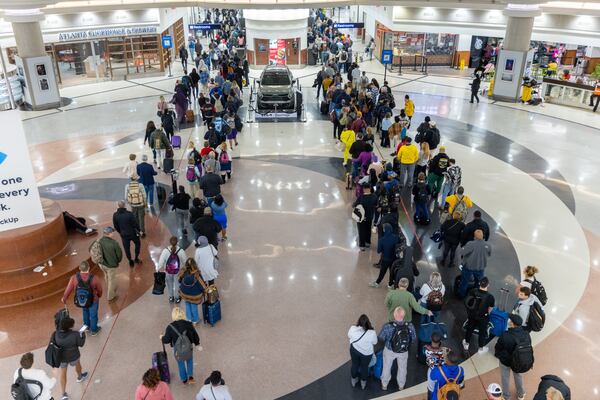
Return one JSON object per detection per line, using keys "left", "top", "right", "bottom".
{"left": 53, "top": 317, "right": 88, "bottom": 400}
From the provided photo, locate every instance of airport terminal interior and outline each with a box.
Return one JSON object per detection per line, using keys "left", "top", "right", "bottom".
{"left": 0, "top": 0, "right": 599, "bottom": 399}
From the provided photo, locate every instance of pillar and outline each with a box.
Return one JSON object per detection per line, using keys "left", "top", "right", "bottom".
{"left": 492, "top": 3, "right": 540, "bottom": 102}
{"left": 4, "top": 8, "right": 61, "bottom": 110}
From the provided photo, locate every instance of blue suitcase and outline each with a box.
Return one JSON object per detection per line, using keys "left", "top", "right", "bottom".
{"left": 418, "top": 317, "right": 448, "bottom": 343}
{"left": 202, "top": 300, "right": 221, "bottom": 326}
{"left": 489, "top": 308, "right": 509, "bottom": 337}
{"left": 371, "top": 350, "right": 383, "bottom": 378}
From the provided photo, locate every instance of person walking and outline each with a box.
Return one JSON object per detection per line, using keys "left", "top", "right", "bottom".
{"left": 419, "top": 272, "right": 446, "bottom": 318}
{"left": 353, "top": 182, "right": 377, "bottom": 251}
{"left": 397, "top": 137, "right": 418, "bottom": 189}
{"left": 194, "top": 236, "right": 219, "bottom": 285}
{"left": 134, "top": 368, "right": 174, "bottom": 400}
{"left": 144, "top": 121, "right": 158, "bottom": 163}
{"left": 210, "top": 194, "right": 228, "bottom": 240}
{"left": 459, "top": 229, "right": 492, "bottom": 297}
{"left": 137, "top": 155, "right": 158, "bottom": 208}
{"left": 378, "top": 306, "right": 416, "bottom": 391}
{"left": 158, "top": 236, "right": 187, "bottom": 303}
{"left": 179, "top": 45, "right": 189, "bottom": 71}
{"left": 170, "top": 185, "right": 191, "bottom": 236}
{"left": 427, "top": 146, "right": 450, "bottom": 197}
{"left": 13, "top": 352, "right": 56, "bottom": 400}
{"left": 192, "top": 207, "right": 222, "bottom": 249}
{"left": 444, "top": 186, "right": 473, "bottom": 222}
{"left": 348, "top": 314, "right": 378, "bottom": 390}
{"left": 440, "top": 211, "right": 465, "bottom": 268}
{"left": 470, "top": 76, "right": 481, "bottom": 104}
{"left": 199, "top": 165, "right": 223, "bottom": 204}
{"left": 161, "top": 307, "right": 200, "bottom": 384}
{"left": 494, "top": 314, "right": 534, "bottom": 400}
{"left": 384, "top": 278, "right": 431, "bottom": 322}
{"left": 149, "top": 128, "right": 170, "bottom": 170}
{"left": 462, "top": 277, "right": 495, "bottom": 354}
{"left": 369, "top": 223, "right": 399, "bottom": 289}
{"left": 413, "top": 172, "right": 431, "bottom": 224}
{"left": 196, "top": 371, "right": 233, "bottom": 400}
{"left": 178, "top": 258, "right": 207, "bottom": 324}
{"left": 61, "top": 260, "right": 103, "bottom": 336}
{"left": 428, "top": 350, "right": 465, "bottom": 400}
{"left": 89, "top": 227, "right": 122, "bottom": 302}
{"left": 404, "top": 95, "right": 415, "bottom": 126}
{"left": 125, "top": 175, "right": 147, "bottom": 237}
{"left": 113, "top": 200, "right": 141, "bottom": 267}
{"left": 122, "top": 154, "right": 138, "bottom": 179}
{"left": 53, "top": 317, "right": 88, "bottom": 400}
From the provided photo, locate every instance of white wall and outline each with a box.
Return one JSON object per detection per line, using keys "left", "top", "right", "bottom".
{"left": 244, "top": 9, "right": 309, "bottom": 51}
{"left": 159, "top": 7, "right": 191, "bottom": 44}
{"left": 363, "top": 5, "right": 394, "bottom": 42}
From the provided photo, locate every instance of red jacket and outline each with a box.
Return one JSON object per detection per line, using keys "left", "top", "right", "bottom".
{"left": 62, "top": 272, "right": 102, "bottom": 304}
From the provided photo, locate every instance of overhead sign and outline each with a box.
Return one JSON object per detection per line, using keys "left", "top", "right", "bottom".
{"left": 162, "top": 35, "right": 173, "bottom": 49}
{"left": 381, "top": 49, "right": 393, "bottom": 65}
{"left": 188, "top": 23, "right": 222, "bottom": 31}
{"left": 333, "top": 23, "right": 364, "bottom": 29}
{"left": 58, "top": 26, "right": 157, "bottom": 42}
{"left": 0, "top": 111, "right": 45, "bottom": 232}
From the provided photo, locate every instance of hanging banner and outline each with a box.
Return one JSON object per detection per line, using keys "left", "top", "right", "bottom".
{"left": 269, "top": 39, "right": 286, "bottom": 65}
{"left": 0, "top": 111, "right": 45, "bottom": 232}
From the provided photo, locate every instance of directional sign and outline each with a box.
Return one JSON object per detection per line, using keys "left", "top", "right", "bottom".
{"left": 333, "top": 22, "right": 364, "bottom": 29}
{"left": 381, "top": 49, "right": 393, "bottom": 65}
{"left": 161, "top": 35, "right": 172, "bottom": 49}
{"left": 188, "top": 23, "right": 222, "bottom": 31}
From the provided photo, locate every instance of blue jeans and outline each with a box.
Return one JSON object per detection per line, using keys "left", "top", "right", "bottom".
{"left": 440, "top": 181, "right": 454, "bottom": 205}
{"left": 83, "top": 301, "right": 99, "bottom": 333}
{"left": 176, "top": 357, "right": 194, "bottom": 382}
{"left": 144, "top": 184, "right": 155, "bottom": 205}
{"left": 185, "top": 301, "right": 199, "bottom": 323}
{"left": 460, "top": 268, "right": 485, "bottom": 297}
{"left": 414, "top": 201, "right": 429, "bottom": 221}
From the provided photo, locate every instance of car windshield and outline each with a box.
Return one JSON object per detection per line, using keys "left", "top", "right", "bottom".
{"left": 261, "top": 72, "right": 291, "bottom": 86}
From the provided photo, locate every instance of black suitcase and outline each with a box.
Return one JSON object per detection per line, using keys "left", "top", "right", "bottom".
{"left": 163, "top": 157, "right": 174, "bottom": 173}
{"left": 156, "top": 185, "right": 167, "bottom": 207}
{"left": 320, "top": 101, "right": 328, "bottom": 115}
{"left": 152, "top": 272, "right": 166, "bottom": 295}
{"left": 152, "top": 343, "right": 171, "bottom": 383}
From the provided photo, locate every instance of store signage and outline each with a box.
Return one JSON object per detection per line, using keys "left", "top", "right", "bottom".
{"left": 188, "top": 23, "right": 222, "bottom": 31}
{"left": 162, "top": 35, "right": 173, "bottom": 49}
{"left": 58, "top": 26, "right": 158, "bottom": 41}
{"left": 0, "top": 111, "right": 45, "bottom": 232}
{"left": 381, "top": 49, "right": 393, "bottom": 65}
{"left": 333, "top": 23, "right": 364, "bottom": 29}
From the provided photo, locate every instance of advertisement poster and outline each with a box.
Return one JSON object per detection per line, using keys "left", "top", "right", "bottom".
{"left": 269, "top": 39, "right": 286, "bottom": 65}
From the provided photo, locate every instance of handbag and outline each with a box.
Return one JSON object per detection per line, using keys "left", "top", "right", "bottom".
{"left": 206, "top": 284, "right": 220, "bottom": 304}
{"left": 45, "top": 332, "right": 62, "bottom": 368}
{"left": 209, "top": 245, "right": 219, "bottom": 270}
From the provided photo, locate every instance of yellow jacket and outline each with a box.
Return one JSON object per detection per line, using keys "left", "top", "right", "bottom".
{"left": 445, "top": 194, "right": 473, "bottom": 214}
{"left": 397, "top": 144, "right": 419, "bottom": 164}
{"left": 405, "top": 100, "right": 415, "bottom": 117}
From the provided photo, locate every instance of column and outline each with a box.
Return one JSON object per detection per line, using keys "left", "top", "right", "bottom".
{"left": 492, "top": 3, "right": 540, "bottom": 102}
{"left": 4, "top": 8, "right": 61, "bottom": 110}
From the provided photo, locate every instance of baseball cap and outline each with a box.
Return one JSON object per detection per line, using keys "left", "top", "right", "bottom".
{"left": 487, "top": 383, "right": 503, "bottom": 397}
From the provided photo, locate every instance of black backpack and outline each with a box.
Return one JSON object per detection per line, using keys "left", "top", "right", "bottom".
{"left": 415, "top": 183, "right": 429, "bottom": 203}
{"left": 510, "top": 335, "right": 534, "bottom": 373}
{"left": 208, "top": 130, "right": 221, "bottom": 148}
{"left": 11, "top": 368, "right": 42, "bottom": 400}
{"left": 74, "top": 273, "right": 94, "bottom": 308}
{"left": 464, "top": 291, "right": 486, "bottom": 318}
{"left": 526, "top": 278, "right": 548, "bottom": 306}
{"left": 527, "top": 301, "right": 545, "bottom": 332}
{"left": 390, "top": 322, "right": 411, "bottom": 353}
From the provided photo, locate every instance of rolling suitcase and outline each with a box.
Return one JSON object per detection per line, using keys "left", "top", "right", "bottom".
{"left": 156, "top": 185, "right": 167, "bottom": 207}
{"left": 489, "top": 288, "right": 510, "bottom": 338}
{"left": 186, "top": 109, "right": 195, "bottom": 123}
{"left": 54, "top": 307, "right": 69, "bottom": 330}
{"left": 202, "top": 300, "right": 222, "bottom": 326}
{"left": 163, "top": 157, "right": 174, "bottom": 173}
{"left": 320, "top": 100, "right": 328, "bottom": 115}
{"left": 171, "top": 135, "right": 181, "bottom": 149}
{"left": 152, "top": 272, "right": 166, "bottom": 295}
{"left": 152, "top": 343, "right": 171, "bottom": 383}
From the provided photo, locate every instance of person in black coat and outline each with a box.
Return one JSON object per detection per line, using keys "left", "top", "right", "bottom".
{"left": 440, "top": 211, "right": 465, "bottom": 268}
{"left": 161, "top": 307, "right": 200, "bottom": 384}
{"left": 494, "top": 314, "right": 532, "bottom": 400}
{"left": 54, "top": 317, "right": 88, "bottom": 397}
{"left": 353, "top": 183, "right": 378, "bottom": 251}
{"left": 532, "top": 375, "right": 571, "bottom": 400}
{"left": 461, "top": 210, "right": 490, "bottom": 246}
{"left": 391, "top": 245, "right": 419, "bottom": 291}
{"left": 470, "top": 76, "right": 481, "bottom": 104}
{"left": 189, "top": 68, "right": 200, "bottom": 98}
{"left": 192, "top": 207, "right": 222, "bottom": 248}
{"left": 113, "top": 200, "right": 140, "bottom": 267}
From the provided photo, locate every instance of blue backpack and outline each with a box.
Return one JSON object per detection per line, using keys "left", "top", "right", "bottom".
{"left": 74, "top": 273, "right": 94, "bottom": 308}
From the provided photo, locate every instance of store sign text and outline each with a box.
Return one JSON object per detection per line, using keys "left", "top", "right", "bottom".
{"left": 58, "top": 26, "right": 158, "bottom": 41}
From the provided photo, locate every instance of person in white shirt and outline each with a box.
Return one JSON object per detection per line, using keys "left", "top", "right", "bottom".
{"left": 194, "top": 236, "right": 219, "bottom": 285}
{"left": 123, "top": 154, "right": 138, "bottom": 178}
{"left": 196, "top": 371, "right": 233, "bottom": 400}
{"left": 13, "top": 352, "right": 56, "bottom": 400}
{"left": 347, "top": 314, "right": 378, "bottom": 390}
{"left": 157, "top": 236, "right": 188, "bottom": 303}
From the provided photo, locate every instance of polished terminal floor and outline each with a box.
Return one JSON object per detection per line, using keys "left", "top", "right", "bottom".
{"left": 0, "top": 53, "right": 598, "bottom": 400}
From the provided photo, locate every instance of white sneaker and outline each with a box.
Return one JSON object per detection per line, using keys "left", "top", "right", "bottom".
{"left": 478, "top": 346, "right": 489, "bottom": 354}
{"left": 369, "top": 282, "right": 380, "bottom": 288}
{"left": 462, "top": 339, "right": 469, "bottom": 351}
{"left": 387, "top": 285, "right": 394, "bottom": 290}
{"left": 517, "top": 394, "right": 526, "bottom": 400}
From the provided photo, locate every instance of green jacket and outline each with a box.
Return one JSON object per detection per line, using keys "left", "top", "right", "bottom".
{"left": 385, "top": 289, "right": 429, "bottom": 322}
{"left": 97, "top": 236, "right": 123, "bottom": 268}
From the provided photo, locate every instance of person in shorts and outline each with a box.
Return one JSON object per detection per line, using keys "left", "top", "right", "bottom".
{"left": 54, "top": 317, "right": 88, "bottom": 400}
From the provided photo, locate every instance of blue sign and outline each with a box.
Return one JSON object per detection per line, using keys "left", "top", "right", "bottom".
{"left": 188, "top": 23, "right": 221, "bottom": 31}
{"left": 381, "top": 49, "right": 393, "bottom": 65}
{"left": 161, "top": 35, "right": 172, "bottom": 49}
{"left": 332, "top": 22, "right": 364, "bottom": 29}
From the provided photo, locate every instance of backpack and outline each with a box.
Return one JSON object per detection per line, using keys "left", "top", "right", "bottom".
{"left": 220, "top": 151, "right": 230, "bottom": 163}
{"left": 89, "top": 239, "right": 104, "bottom": 265}
{"left": 11, "top": 368, "right": 42, "bottom": 400}
{"left": 426, "top": 284, "right": 444, "bottom": 312}
{"left": 188, "top": 149, "right": 201, "bottom": 165}
{"left": 234, "top": 115, "right": 243, "bottom": 131}
{"left": 527, "top": 301, "right": 545, "bottom": 332}
{"left": 186, "top": 166, "right": 197, "bottom": 183}
{"left": 415, "top": 182, "right": 429, "bottom": 203}
{"left": 208, "top": 130, "right": 221, "bottom": 149}
{"left": 510, "top": 335, "right": 534, "bottom": 373}
{"left": 390, "top": 322, "right": 411, "bottom": 353}
{"left": 525, "top": 278, "right": 548, "bottom": 306}
{"left": 165, "top": 248, "right": 181, "bottom": 274}
{"left": 352, "top": 204, "right": 365, "bottom": 223}
{"left": 394, "top": 239, "right": 407, "bottom": 260}
{"left": 453, "top": 197, "right": 468, "bottom": 221}
{"left": 464, "top": 291, "right": 486, "bottom": 318}
{"left": 127, "top": 183, "right": 144, "bottom": 206}
{"left": 74, "top": 272, "right": 94, "bottom": 308}
{"left": 170, "top": 324, "right": 193, "bottom": 361}
{"left": 437, "top": 366, "right": 463, "bottom": 400}
{"left": 388, "top": 183, "right": 401, "bottom": 207}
